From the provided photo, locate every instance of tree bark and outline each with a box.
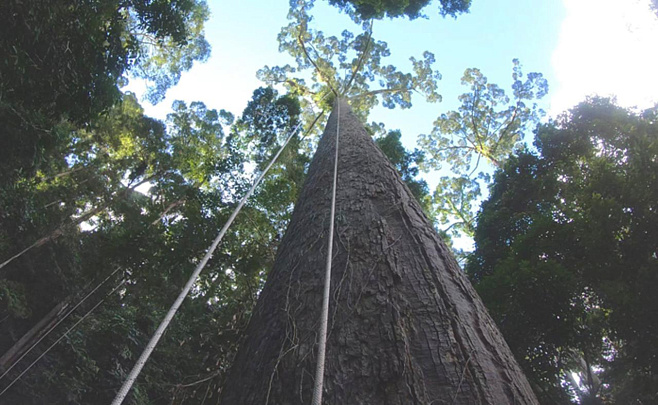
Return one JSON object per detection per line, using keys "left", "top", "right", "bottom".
{"left": 220, "top": 99, "right": 538, "bottom": 404}
{"left": 0, "top": 300, "right": 69, "bottom": 372}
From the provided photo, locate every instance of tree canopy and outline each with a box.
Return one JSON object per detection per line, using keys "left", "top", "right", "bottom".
{"left": 417, "top": 60, "right": 547, "bottom": 248}
{"left": 467, "top": 98, "right": 658, "bottom": 404}
{"left": 0, "top": 1, "right": 445, "bottom": 401}
{"left": 258, "top": 0, "right": 443, "bottom": 123}
{"left": 0, "top": 0, "right": 210, "bottom": 184}
{"left": 327, "top": 0, "right": 471, "bottom": 20}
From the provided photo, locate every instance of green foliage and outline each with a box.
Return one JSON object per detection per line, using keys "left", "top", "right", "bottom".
{"left": 258, "top": 1, "right": 442, "bottom": 122}
{"left": 418, "top": 60, "right": 547, "bottom": 239}
{"left": 0, "top": 279, "right": 30, "bottom": 319}
{"left": 467, "top": 98, "right": 658, "bottom": 403}
{"left": 0, "top": 0, "right": 210, "bottom": 120}
{"left": 236, "top": 87, "right": 302, "bottom": 164}
{"left": 0, "top": 0, "right": 210, "bottom": 184}
{"left": 234, "top": 87, "right": 309, "bottom": 238}
{"left": 431, "top": 175, "right": 481, "bottom": 235}
{"left": 165, "top": 100, "right": 235, "bottom": 184}
{"left": 374, "top": 130, "right": 431, "bottom": 213}
{"left": 1, "top": 0, "right": 126, "bottom": 123}
{"left": 0, "top": 80, "right": 311, "bottom": 403}
{"left": 129, "top": 0, "right": 212, "bottom": 103}
{"left": 327, "top": 0, "right": 471, "bottom": 20}
{"left": 421, "top": 60, "right": 547, "bottom": 172}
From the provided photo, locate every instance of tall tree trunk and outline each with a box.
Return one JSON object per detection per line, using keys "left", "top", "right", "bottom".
{"left": 220, "top": 99, "right": 538, "bottom": 404}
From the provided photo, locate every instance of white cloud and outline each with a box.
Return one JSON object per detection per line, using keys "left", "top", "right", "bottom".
{"left": 551, "top": 0, "right": 658, "bottom": 115}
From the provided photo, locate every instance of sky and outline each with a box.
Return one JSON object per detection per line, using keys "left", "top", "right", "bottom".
{"left": 552, "top": 0, "right": 658, "bottom": 114}
{"left": 127, "top": 0, "right": 658, "bottom": 248}
{"left": 132, "top": 0, "right": 658, "bottom": 131}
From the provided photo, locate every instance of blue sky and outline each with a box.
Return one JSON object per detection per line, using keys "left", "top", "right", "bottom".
{"left": 132, "top": 0, "right": 657, "bottom": 146}
{"left": 127, "top": 0, "right": 658, "bottom": 248}
{"left": 135, "top": 0, "right": 564, "bottom": 125}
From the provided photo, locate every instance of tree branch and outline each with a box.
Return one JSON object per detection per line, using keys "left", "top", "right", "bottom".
{"left": 343, "top": 23, "right": 373, "bottom": 95}
{"left": 0, "top": 175, "right": 156, "bottom": 271}
{"left": 469, "top": 88, "right": 486, "bottom": 158}
{"left": 176, "top": 370, "right": 221, "bottom": 389}
{"left": 468, "top": 153, "right": 482, "bottom": 178}
{"left": 297, "top": 27, "right": 339, "bottom": 96}
{"left": 490, "top": 103, "right": 520, "bottom": 164}
{"left": 150, "top": 199, "right": 185, "bottom": 226}
{"left": 349, "top": 87, "right": 407, "bottom": 99}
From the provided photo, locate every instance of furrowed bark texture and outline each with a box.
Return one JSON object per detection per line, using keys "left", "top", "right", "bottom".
{"left": 220, "top": 99, "right": 538, "bottom": 404}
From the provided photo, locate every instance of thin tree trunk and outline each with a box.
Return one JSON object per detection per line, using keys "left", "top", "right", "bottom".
{"left": 0, "top": 301, "right": 69, "bottom": 372}
{"left": 0, "top": 206, "right": 103, "bottom": 270}
{"left": 220, "top": 99, "right": 538, "bottom": 404}
{"left": 0, "top": 176, "right": 153, "bottom": 271}
{"left": 150, "top": 199, "right": 185, "bottom": 226}
{"left": 44, "top": 165, "right": 87, "bottom": 181}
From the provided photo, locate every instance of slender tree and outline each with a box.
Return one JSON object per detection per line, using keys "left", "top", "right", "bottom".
{"left": 220, "top": 99, "right": 538, "bottom": 404}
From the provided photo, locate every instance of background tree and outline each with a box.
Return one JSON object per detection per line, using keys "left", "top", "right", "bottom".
{"left": 0, "top": 0, "right": 210, "bottom": 183}
{"left": 374, "top": 129, "right": 431, "bottom": 213}
{"left": 326, "top": 0, "right": 471, "bottom": 20}
{"left": 0, "top": 82, "right": 313, "bottom": 403}
{"left": 466, "top": 98, "right": 658, "bottom": 404}
{"left": 0, "top": 3, "right": 213, "bottom": 396}
{"left": 418, "top": 60, "right": 547, "bottom": 241}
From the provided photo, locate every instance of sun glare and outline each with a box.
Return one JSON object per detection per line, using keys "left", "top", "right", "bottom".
{"left": 551, "top": 0, "right": 658, "bottom": 115}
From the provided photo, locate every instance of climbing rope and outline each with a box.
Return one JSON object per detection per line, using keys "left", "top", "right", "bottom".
{"left": 111, "top": 109, "right": 325, "bottom": 405}
{"left": 311, "top": 99, "right": 340, "bottom": 405}
{"left": 0, "top": 266, "right": 122, "bottom": 383}
{"left": 0, "top": 278, "right": 126, "bottom": 398}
